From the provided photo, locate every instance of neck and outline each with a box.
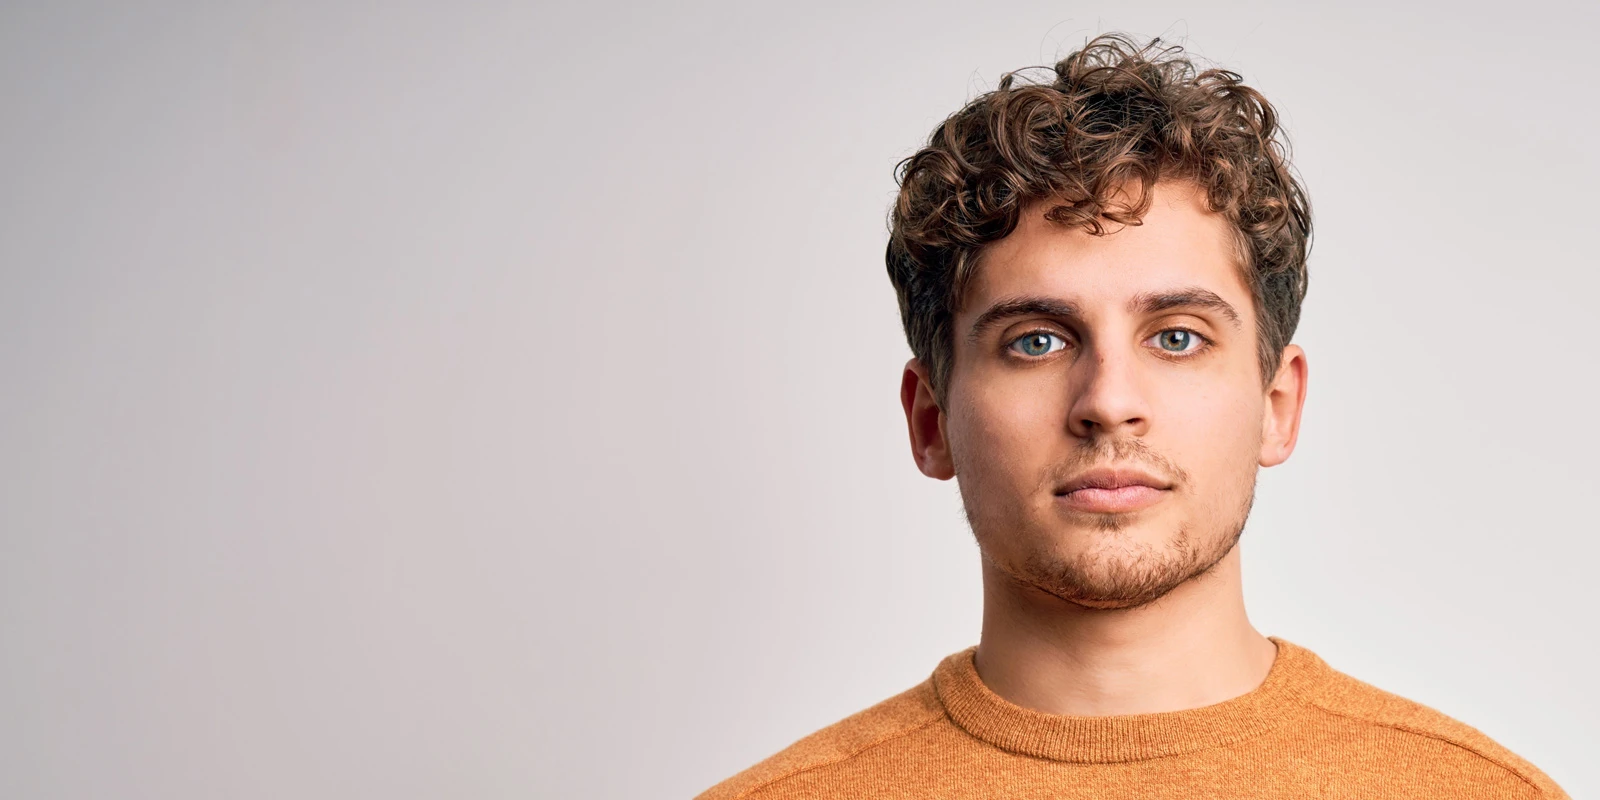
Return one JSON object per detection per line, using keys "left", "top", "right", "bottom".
{"left": 974, "top": 544, "right": 1277, "bottom": 717}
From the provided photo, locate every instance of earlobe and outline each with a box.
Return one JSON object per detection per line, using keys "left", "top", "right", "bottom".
{"left": 1259, "top": 345, "right": 1308, "bottom": 468}
{"left": 901, "top": 358, "right": 956, "bottom": 480}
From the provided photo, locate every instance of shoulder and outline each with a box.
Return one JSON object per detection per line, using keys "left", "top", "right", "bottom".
{"left": 693, "top": 678, "right": 946, "bottom": 800}
{"left": 1300, "top": 657, "right": 1567, "bottom": 798}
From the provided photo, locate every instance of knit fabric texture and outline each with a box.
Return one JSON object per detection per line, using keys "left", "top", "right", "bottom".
{"left": 695, "top": 637, "right": 1568, "bottom": 799}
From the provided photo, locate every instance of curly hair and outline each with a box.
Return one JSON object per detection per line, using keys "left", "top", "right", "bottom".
{"left": 885, "top": 33, "right": 1312, "bottom": 407}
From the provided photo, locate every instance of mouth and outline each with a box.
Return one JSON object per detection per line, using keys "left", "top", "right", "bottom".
{"left": 1053, "top": 467, "right": 1173, "bottom": 514}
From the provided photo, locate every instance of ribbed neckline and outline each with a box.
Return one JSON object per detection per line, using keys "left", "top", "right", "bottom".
{"left": 931, "top": 636, "right": 1331, "bottom": 763}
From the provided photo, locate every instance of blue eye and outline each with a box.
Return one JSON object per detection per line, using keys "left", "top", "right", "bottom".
{"left": 1010, "top": 332, "right": 1067, "bottom": 357}
{"left": 1153, "top": 329, "right": 1202, "bottom": 353}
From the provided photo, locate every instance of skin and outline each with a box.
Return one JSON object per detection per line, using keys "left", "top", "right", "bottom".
{"left": 899, "top": 179, "right": 1309, "bottom": 716}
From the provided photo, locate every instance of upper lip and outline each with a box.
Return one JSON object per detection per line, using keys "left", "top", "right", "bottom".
{"left": 1056, "top": 466, "right": 1173, "bottom": 494}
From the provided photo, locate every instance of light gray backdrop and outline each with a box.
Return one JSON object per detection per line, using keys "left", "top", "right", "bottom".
{"left": 1, "top": 1, "right": 1594, "bottom": 798}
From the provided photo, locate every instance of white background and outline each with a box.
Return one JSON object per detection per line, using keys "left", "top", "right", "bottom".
{"left": 1, "top": 1, "right": 1594, "bottom": 797}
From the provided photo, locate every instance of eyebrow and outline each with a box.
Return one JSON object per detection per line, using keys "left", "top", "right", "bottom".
{"left": 967, "top": 297, "right": 1085, "bottom": 344}
{"left": 967, "top": 286, "right": 1241, "bottom": 343}
{"left": 1128, "top": 287, "right": 1242, "bottom": 328}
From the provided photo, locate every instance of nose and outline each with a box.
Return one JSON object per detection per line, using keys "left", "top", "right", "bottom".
{"left": 1066, "top": 342, "right": 1151, "bottom": 439}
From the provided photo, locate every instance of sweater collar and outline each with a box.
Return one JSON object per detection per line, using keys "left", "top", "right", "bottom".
{"left": 931, "top": 636, "right": 1330, "bottom": 763}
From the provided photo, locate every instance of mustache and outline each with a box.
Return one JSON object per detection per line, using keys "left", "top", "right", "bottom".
{"left": 1043, "top": 437, "right": 1190, "bottom": 490}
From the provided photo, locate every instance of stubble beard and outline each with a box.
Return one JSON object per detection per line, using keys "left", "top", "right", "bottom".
{"left": 963, "top": 449, "right": 1259, "bottom": 611}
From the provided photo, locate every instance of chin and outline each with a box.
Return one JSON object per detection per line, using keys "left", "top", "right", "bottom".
{"left": 1013, "top": 523, "right": 1210, "bottom": 609}
{"left": 1027, "top": 566, "right": 1187, "bottom": 609}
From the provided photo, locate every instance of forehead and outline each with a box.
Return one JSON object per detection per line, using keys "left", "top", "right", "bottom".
{"left": 960, "top": 181, "right": 1252, "bottom": 318}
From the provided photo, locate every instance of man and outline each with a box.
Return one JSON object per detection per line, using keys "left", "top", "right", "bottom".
{"left": 696, "top": 33, "right": 1567, "bottom": 799}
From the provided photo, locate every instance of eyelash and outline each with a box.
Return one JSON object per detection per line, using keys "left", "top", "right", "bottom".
{"left": 1005, "top": 327, "right": 1214, "bottom": 360}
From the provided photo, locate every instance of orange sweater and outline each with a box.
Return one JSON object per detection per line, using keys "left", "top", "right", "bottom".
{"left": 696, "top": 637, "right": 1567, "bottom": 799}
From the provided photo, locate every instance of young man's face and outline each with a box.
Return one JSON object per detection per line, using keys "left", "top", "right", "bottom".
{"left": 901, "top": 179, "right": 1306, "bottom": 609}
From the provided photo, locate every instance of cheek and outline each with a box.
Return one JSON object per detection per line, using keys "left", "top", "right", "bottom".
{"left": 1162, "top": 382, "right": 1265, "bottom": 480}
{"left": 949, "top": 374, "right": 1064, "bottom": 487}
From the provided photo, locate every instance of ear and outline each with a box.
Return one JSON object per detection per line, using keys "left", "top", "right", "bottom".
{"left": 1259, "top": 344, "right": 1308, "bottom": 468}
{"left": 900, "top": 358, "right": 956, "bottom": 480}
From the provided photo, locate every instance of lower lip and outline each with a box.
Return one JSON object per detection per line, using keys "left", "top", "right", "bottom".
{"left": 1055, "top": 486, "right": 1169, "bottom": 513}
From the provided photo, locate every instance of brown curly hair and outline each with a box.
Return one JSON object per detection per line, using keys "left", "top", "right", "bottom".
{"left": 886, "top": 33, "right": 1312, "bottom": 407}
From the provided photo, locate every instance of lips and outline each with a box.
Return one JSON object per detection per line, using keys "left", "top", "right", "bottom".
{"left": 1054, "top": 467, "right": 1173, "bottom": 514}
